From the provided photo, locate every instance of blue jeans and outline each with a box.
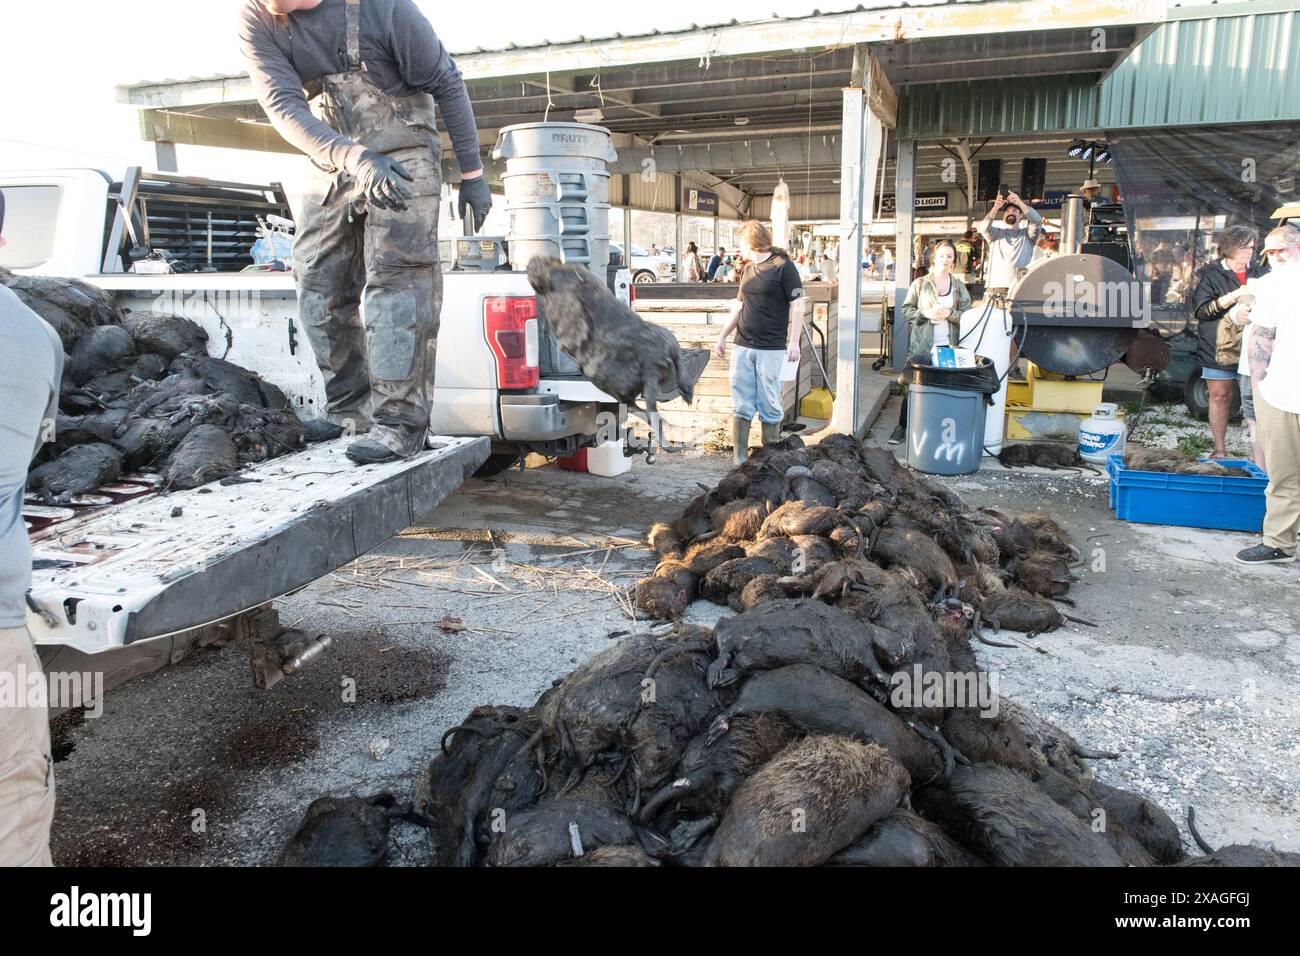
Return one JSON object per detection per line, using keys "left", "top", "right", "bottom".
{"left": 1201, "top": 366, "right": 1236, "bottom": 381}
{"left": 730, "top": 345, "right": 785, "bottom": 424}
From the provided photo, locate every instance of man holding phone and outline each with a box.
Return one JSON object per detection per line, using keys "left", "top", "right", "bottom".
{"left": 976, "top": 187, "right": 1043, "bottom": 299}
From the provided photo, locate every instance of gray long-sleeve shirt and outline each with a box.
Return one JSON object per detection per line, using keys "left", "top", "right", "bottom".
{"left": 238, "top": 0, "right": 483, "bottom": 175}
{"left": 977, "top": 206, "right": 1043, "bottom": 290}
{"left": 1, "top": 286, "right": 63, "bottom": 629}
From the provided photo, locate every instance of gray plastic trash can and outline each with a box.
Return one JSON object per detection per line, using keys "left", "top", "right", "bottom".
{"left": 903, "top": 358, "right": 998, "bottom": 476}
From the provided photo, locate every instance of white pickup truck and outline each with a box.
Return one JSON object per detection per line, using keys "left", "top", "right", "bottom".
{"left": 1, "top": 166, "right": 629, "bottom": 691}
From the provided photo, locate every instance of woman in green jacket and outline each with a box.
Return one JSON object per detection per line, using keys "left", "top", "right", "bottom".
{"left": 888, "top": 240, "right": 973, "bottom": 444}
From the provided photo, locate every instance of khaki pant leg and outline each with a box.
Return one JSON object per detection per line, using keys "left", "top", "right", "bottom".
{"left": 1256, "top": 392, "right": 1300, "bottom": 553}
{"left": 361, "top": 147, "right": 442, "bottom": 456}
{"left": 0, "top": 626, "right": 54, "bottom": 867}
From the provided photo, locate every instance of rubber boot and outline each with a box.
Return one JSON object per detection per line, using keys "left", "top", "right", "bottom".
{"left": 761, "top": 421, "right": 781, "bottom": 446}
{"left": 732, "top": 417, "right": 752, "bottom": 466}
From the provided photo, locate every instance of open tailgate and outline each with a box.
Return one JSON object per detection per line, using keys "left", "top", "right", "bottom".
{"left": 27, "top": 436, "right": 489, "bottom": 654}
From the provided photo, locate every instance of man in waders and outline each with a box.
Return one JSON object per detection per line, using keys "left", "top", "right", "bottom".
{"left": 240, "top": 0, "right": 492, "bottom": 463}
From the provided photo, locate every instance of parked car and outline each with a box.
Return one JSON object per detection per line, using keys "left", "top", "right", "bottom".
{"left": 612, "top": 242, "right": 675, "bottom": 283}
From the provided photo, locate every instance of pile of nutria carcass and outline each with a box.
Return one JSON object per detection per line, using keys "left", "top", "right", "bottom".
{"left": 3, "top": 269, "right": 306, "bottom": 501}
{"left": 278, "top": 433, "right": 1296, "bottom": 867}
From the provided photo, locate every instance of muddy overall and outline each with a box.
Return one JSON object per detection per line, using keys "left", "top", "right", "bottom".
{"left": 295, "top": 0, "right": 443, "bottom": 457}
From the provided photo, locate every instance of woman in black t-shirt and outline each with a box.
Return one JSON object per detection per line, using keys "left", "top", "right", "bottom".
{"left": 714, "top": 220, "right": 805, "bottom": 465}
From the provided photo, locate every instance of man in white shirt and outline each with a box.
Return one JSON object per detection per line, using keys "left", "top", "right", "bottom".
{"left": 976, "top": 190, "right": 1043, "bottom": 297}
{"left": 1236, "top": 225, "right": 1300, "bottom": 564}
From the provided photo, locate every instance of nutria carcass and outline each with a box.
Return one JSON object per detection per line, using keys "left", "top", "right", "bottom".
{"left": 1018, "top": 513, "right": 1081, "bottom": 560}
{"left": 680, "top": 539, "right": 745, "bottom": 576}
{"left": 733, "top": 574, "right": 795, "bottom": 611}
{"left": 703, "top": 737, "right": 910, "bottom": 867}
{"left": 525, "top": 257, "right": 706, "bottom": 457}
{"left": 708, "top": 496, "right": 771, "bottom": 542}
{"left": 163, "top": 423, "right": 240, "bottom": 490}
{"left": 998, "top": 442, "right": 1086, "bottom": 471}
{"left": 786, "top": 534, "right": 838, "bottom": 573}
{"left": 27, "top": 442, "right": 123, "bottom": 502}
{"left": 828, "top": 808, "right": 984, "bottom": 867}
{"left": 557, "top": 844, "right": 660, "bottom": 867}
{"left": 699, "top": 556, "right": 779, "bottom": 608}
{"left": 1029, "top": 766, "right": 1158, "bottom": 867}
{"left": 808, "top": 459, "right": 877, "bottom": 508}
{"left": 980, "top": 587, "right": 1095, "bottom": 635}
{"left": 1125, "top": 446, "right": 1252, "bottom": 478}
{"left": 1011, "top": 552, "right": 1076, "bottom": 599}
{"left": 722, "top": 663, "right": 950, "bottom": 783}
{"left": 707, "top": 598, "right": 891, "bottom": 692}
{"left": 743, "top": 537, "right": 800, "bottom": 573}
{"left": 635, "top": 560, "right": 698, "bottom": 621}
{"left": 531, "top": 627, "right": 717, "bottom": 801}
{"left": 623, "top": 633, "right": 720, "bottom": 794}
{"left": 789, "top": 475, "right": 837, "bottom": 508}
{"left": 66, "top": 324, "right": 137, "bottom": 386}
{"left": 637, "top": 712, "right": 802, "bottom": 826}
{"left": 118, "top": 310, "right": 209, "bottom": 358}
{"left": 915, "top": 763, "right": 1123, "bottom": 866}
{"left": 759, "top": 500, "right": 844, "bottom": 539}
{"left": 484, "top": 799, "right": 639, "bottom": 867}
{"left": 277, "top": 793, "right": 404, "bottom": 867}
{"left": 1179, "top": 808, "right": 1300, "bottom": 866}
{"left": 531, "top": 632, "right": 672, "bottom": 780}
{"left": 941, "top": 697, "right": 1114, "bottom": 783}
{"left": 413, "top": 704, "right": 542, "bottom": 867}
{"left": 1, "top": 268, "right": 119, "bottom": 347}
{"left": 815, "top": 433, "right": 870, "bottom": 472}
{"left": 648, "top": 522, "right": 684, "bottom": 561}
{"left": 1087, "top": 778, "right": 1186, "bottom": 864}
{"left": 871, "top": 526, "right": 958, "bottom": 598}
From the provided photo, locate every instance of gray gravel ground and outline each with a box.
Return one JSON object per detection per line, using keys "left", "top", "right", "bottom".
{"left": 46, "top": 409, "right": 1300, "bottom": 865}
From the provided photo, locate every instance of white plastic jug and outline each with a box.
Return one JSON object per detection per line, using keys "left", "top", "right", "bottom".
{"left": 587, "top": 439, "right": 631, "bottom": 477}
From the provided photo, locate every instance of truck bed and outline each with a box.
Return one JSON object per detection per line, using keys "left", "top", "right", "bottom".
{"left": 28, "top": 436, "right": 490, "bottom": 653}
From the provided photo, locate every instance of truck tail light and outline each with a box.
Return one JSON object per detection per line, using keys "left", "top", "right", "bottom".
{"left": 629, "top": 283, "right": 637, "bottom": 305}
{"left": 485, "top": 296, "right": 539, "bottom": 389}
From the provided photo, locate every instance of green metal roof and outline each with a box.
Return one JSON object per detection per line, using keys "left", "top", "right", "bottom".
{"left": 897, "top": 6, "right": 1300, "bottom": 138}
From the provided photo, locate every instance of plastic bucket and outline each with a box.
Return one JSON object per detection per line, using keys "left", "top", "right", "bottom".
{"left": 904, "top": 357, "right": 997, "bottom": 476}
{"left": 503, "top": 169, "right": 610, "bottom": 205}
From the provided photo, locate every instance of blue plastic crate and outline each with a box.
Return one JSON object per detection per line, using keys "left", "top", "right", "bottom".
{"left": 1106, "top": 453, "right": 1268, "bottom": 532}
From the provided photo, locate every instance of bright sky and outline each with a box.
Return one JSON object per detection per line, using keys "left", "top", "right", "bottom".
{"left": 0, "top": 0, "right": 834, "bottom": 183}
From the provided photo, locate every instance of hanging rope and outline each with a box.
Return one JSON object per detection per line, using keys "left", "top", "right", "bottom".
{"left": 544, "top": 69, "right": 555, "bottom": 122}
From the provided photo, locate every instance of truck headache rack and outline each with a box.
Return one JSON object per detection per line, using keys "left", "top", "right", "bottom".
{"left": 104, "top": 168, "right": 293, "bottom": 273}
{"left": 28, "top": 436, "right": 489, "bottom": 653}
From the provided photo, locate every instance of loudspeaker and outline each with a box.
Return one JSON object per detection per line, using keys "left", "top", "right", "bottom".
{"left": 976, "top": 159, "right": 1002, "bottom": 202}
{"left": 1020, "top": 158, "right": 1047, "bottom": 203}
{"left": 1081, "top": 241, "right": 1132, "bottom": 271}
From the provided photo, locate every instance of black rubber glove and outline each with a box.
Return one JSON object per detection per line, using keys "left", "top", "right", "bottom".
{"left": 353, "top": 149, "right": 414, "bottom": 211}
{"left": 458, "top": 175, "right": 493, "bottom": 232}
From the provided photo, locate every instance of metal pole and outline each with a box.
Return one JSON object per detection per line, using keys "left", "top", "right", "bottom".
{"left": 833, "top": 45, "right": 869, "bottom": 437}
{"left": 892, "top": 139, "right": 916, "bottom": 371}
